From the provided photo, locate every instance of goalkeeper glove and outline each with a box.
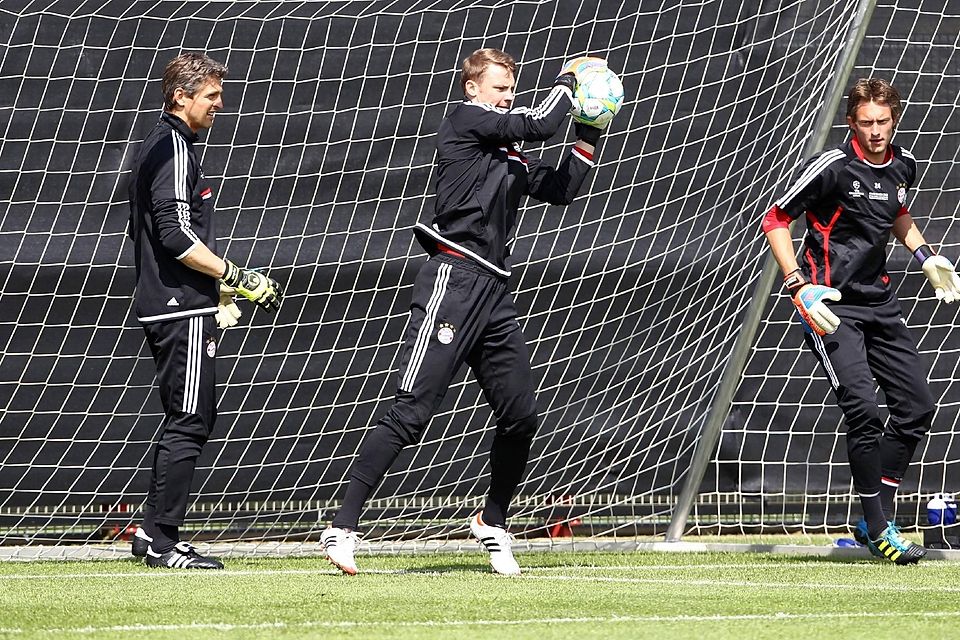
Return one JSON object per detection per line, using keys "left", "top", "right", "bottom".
{"left": 221, "top": 259, "right": 284, "bottom": 312}
{"left": 785, "top": 269, "right": 841, "bottom": 336}
{"left": 215, "top": 283, "right": 242, "bottom": 329}
{"left": 574, "top": 121, "right": 602, "bottom": 145}
{"left": 554, "top": 72, "right": 577, "bottom": 93}
{"left": 559, "top": 56, "right": 608, "bottom": 79}
{"left": 917, "top": 248, "right": 960, "bottom": 304}
{"left": 555, "top": 56, "right": 607, "bottom": 93}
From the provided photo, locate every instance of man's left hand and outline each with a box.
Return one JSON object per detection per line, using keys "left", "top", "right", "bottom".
{"left": 922, "top": 255, "right": 960, "bottom": 303}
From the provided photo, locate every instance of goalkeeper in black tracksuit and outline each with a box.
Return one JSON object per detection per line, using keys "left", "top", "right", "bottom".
{"left": 321, "top": 49, "right": 613, "bottom": 576}
{"left": 763, "top": 78, "right": 960, "bottom": 564}
{"left": 127, "top": 52, "right": 282, "bottom": 569}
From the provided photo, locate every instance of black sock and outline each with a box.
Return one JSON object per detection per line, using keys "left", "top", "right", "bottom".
{"left": 880, "top": 478, "right": 900, "bottom": 521}
{"left": 332, "top": 476, "right": 376, "bottom": 530}
{"left": 150, "top": 523, "right": 179, "bottom": 554}
{"left": 861, "top": 494, "right": 887, "bottom": 539}
{"left": 332, "top": 423, "right": 407, "bottom": 530}
{"left": 483, "top": 434, "right": 532, "bottom": 529}
{"left": 141, "top": 509, "right": 155, "bottom": 537}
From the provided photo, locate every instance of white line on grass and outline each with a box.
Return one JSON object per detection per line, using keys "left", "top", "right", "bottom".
{"left": 1, "top": 561, "right": 958, "bottom": 582}
{"left": 526, "top": 561, "right": 938, "bottom": 571}
{"left": 2, "top": 610, "right": 960, "bottom": 635}
{"left": 526, "top": 573, "right": 960, "bottom": 593}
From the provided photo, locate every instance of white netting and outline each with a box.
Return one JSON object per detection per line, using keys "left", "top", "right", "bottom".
{"left": 0, "top": 0, "right": 868, "bottom": 550}
{"left": 701, "top": 0, "right": 960, "bottom": 535}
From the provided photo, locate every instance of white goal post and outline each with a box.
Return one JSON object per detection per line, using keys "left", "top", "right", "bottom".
{"left": 0, "top": 0, "right": 956, "bottom": 556}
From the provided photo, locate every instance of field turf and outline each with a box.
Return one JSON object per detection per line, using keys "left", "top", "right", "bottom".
{"left": 2, "top": 548, "right": 960, "bottom": 639}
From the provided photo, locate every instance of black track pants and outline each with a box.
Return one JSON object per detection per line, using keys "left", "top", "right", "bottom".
{"left": 334, "top": 255, "right": 538, "bottom": 529}
{"left": 142, "top": 314, "right": 217, "bottom": 526}
{"left": 802, "top": 294, "right": 934, "bottom": 496}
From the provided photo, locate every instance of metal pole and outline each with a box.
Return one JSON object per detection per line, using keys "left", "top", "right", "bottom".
{"left": 665, "top": 0, "right": 878, "bottom": 542}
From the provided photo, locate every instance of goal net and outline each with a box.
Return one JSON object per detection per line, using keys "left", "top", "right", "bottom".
{"left": 697, "top": 0, "right": 960, "bottom": 535}
{"left": 0, "top": 0, "right": 931, "bottom": 553}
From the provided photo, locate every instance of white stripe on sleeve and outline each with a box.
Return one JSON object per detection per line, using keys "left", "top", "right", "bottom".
{"left": 775, "top": 149, "right": 845, "bottom": 211}
{"left": 171, "top": 132, "right": 201, "bottom": 247}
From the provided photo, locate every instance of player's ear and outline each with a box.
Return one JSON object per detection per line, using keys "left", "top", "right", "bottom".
{"left": 464, "top": 79, "right": 478, "bottom": 100}
{"left": 172, "top": 87, "right": 187, "bottom": 108}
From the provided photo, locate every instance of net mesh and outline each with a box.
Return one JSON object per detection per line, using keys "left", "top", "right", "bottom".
{"left": 0, "top": 0, "right": 912, "bottom": 551}
{"left": 700, "top": 0, "right": 960, "bottom": 535}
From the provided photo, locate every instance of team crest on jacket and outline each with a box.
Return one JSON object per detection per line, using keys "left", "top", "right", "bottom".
{"left": 436, "top": 322, "right": 456, "bottom": 345}
{"left": 897, "top": 184, "right": 906, "bottom": 204}
{"left": 206, "top": 336, "right": 217, "bottom": 357}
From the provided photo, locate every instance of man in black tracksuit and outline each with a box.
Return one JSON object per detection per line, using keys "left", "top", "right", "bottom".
{"left": 127, "top": 52, "right": 282, "bottom": 569}
{"left": 763, "top": 78, "right": 960, "bottom": 564}
{"left": 321, "top": 49, "right": 612, "bottom": 575}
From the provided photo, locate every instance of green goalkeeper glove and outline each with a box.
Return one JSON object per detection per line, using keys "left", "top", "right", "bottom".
{"left": 215, "top": 283, "right": 242, "bottom": 329}
{"left": 221, "top": 259, "right": 283, "bottom": 312}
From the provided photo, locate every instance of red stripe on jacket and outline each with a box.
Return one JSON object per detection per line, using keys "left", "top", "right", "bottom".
{"left": 807, "top": 206, "right": 843, "bottom": 287}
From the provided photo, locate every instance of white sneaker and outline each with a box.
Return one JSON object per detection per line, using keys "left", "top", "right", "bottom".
{"left": 469, "top": 514, "right": 521, "bottom": 576}
{"left": 321, "top": 527, "right": 358, "bottom": 575}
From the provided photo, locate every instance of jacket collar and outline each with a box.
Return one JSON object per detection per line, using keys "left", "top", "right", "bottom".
{"left": 161, "top": 111, "right": 199, "bottom": 143}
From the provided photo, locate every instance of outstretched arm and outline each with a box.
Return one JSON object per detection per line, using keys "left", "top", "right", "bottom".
{"left": 894, "top": 210, "right": 960, "bottom": 303}
{"left": 468, "top": 84, "right": 574, "bottom": 143}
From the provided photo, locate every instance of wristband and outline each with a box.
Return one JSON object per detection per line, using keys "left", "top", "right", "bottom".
{"left": 913, "top": 244, "right": 936, "bottom": 265}
{"left": 783, "top": 268, "right": 807, "bottom": 296}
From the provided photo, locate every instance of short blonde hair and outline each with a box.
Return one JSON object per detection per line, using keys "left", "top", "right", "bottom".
{"left": 460, "top": 48, "right": 516, "bottom": 96}
{"left": 162, "top": 52, "right": 228, "bottom": 111}
{"left": 846, "top": 78, "right": 902, "bottom": 126}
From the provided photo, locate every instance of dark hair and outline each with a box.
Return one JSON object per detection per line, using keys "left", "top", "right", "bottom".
{"left": 846, "top": 78, "right": 902, "bottom": 125}
{"left": 460, "top": 48, "right": 516, "bottom": 96}
{"left": 162, "top": 52, "right": 228, "bottom": 111}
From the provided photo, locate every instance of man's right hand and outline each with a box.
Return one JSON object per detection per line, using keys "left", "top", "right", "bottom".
{"left": 221, "top": 259, "right": 283, "bottom": 312}
{"left": 793, "top": 284, "right": 842, "bottom": 335}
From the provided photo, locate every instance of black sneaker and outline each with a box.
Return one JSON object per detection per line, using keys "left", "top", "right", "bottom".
{"left": 145, "top": 542, "right": 224, "bottom": 569}
{"left": 872, "top": 522, "right": 927, "bottom": 565}
{"left": 131, "top": 527, "right": 151, "bottom": 558}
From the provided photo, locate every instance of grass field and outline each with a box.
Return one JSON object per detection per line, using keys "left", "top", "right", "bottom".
{"left": 2, "top": 546, "right": 960, "bottom": 639}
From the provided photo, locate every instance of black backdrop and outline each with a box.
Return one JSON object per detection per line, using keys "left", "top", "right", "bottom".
{"left": 0, "top": 0, "right": 957, "bottom": 539}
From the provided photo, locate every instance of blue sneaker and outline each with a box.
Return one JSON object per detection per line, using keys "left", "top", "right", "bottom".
{"left": 853, "top": 519, "right": 884, "bottom": 558}
{"left": 872, "top": 521, "right": 927, "bottom": 565}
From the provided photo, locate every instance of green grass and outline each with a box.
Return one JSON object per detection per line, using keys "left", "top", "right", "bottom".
{"left": 2, "top": 549, "right": 960, "bottom": 639}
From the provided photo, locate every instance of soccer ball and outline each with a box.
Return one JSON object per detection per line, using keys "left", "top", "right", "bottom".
{"left": 570, "top": 64, "right": 624, "bottom": 129}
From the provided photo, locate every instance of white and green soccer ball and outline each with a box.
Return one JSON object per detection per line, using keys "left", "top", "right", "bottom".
{"left": 570, "top": 64, "right": 624, "bottom": 129}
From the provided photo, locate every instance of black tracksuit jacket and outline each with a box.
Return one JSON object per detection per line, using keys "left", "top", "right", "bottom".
{"left": 414, "top": 85, "right": 594, "bottom": 277}
{"left": 128, "top": 112, "right": 219, "bottom": 323}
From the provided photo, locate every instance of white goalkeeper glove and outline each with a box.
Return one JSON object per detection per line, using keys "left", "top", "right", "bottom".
{"left": 559, "top": 56, "right": 608, "bottom": 80}
{"left": 920, "top": 254, "right": 960, "bottom": 304}
{"left": 785, "top": 270, "right": 841, "bottom": 335}
{"left": 221, "top": 259, "right": 284, "bottom": 312}
{"left": 793, "top": 284, "right": 842, "bottom": 335}
{"left": 215, "top": 283, "right": 242, "bottom": 329}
